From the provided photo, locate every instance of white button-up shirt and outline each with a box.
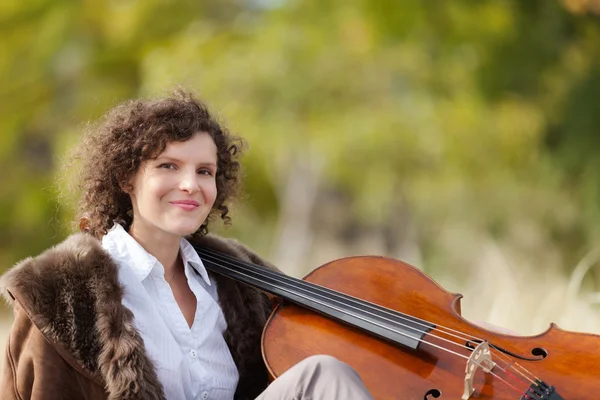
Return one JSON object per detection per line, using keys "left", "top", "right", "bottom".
{"left": 102, "top": 224, "right": 239, "bottom": 400}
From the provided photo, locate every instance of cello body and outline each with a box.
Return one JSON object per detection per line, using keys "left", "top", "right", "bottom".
{"left": 261, "top": 256, "right": 600, "bottom": 399}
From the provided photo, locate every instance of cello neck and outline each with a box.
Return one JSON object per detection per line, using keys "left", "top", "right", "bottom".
{"left": 193, "top": 245, "right": 434, "bottom": 350}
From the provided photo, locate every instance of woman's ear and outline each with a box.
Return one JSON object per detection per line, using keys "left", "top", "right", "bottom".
{"left": 119, "top": 175, "right": 134, "bottom": 194}
{"left": 119, "top": 182, "right": 133, "bottom": 195}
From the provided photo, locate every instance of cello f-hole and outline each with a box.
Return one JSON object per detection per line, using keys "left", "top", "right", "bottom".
{"left": 531, "top": 347, "right": 548, "bottom": 359}
{"left": 424, "top": 388, "right": 442, "bottom": 399}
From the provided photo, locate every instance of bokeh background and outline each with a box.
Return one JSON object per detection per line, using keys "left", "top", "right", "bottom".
{"left": 2, "top": 0, "right": 600, "bottom": 352}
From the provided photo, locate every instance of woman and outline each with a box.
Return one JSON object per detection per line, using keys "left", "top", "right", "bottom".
{"left": 0, "top": 91, "right": 373, "bottom": 400}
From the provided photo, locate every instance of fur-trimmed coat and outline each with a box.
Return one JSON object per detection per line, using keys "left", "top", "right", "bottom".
{"left": 0, "top": 233, "right": 277, "bottom": 400}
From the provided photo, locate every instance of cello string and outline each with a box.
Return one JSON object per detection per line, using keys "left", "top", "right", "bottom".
{"left": 200, "top": 247, "right": 535, "bottom": 373}
{"left": 470, "top": 360, "right": 532, "bottom": 395}
{"left": 469, "top": 344, "right": 544, "bottom": 392}
{"left": 198, "top": 248, "right": 535, "bottom": 381}
{"left": 197, "top": 248, "right": 535, "bottom": 390}
{"left": 198, "top": 248, "right": 537, "bottom": 389}
{"left": 199, "top": 249, "right": 536, "bottom": 392}
{"left": 197, "top": 248, "right": 481, "bottom": 343}
{"left": 198, "top": 249, "right": 531, "bottom": 394}
{"left": 198, "top": 248, "right": 481, "bottom": 348}
{"left": 487, "top": 349, "right": 541, "bottom": 385}
{"left": 199, "top": 250, "right": 471, "bottom": 349}
{"left": 208, "top": 246, "right": 539, "bottom": 384}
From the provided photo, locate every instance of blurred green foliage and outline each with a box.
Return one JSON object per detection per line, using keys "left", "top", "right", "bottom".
{"left": 1, "top": 0, "right": 600, "bottom": 291}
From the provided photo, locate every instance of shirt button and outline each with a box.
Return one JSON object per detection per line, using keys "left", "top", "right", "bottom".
{"left": 200, "top": 391, "right": 209, "bottom": 399}
{"left": 189, "top": 349, "right": 197, "bottom": 359}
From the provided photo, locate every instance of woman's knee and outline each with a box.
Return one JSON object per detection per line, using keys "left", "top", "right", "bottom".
{"left": 294, "top": 355, "right": 372, "bottom": 399}
{"left": 299, "top": 354, "right": 354, "bottom": 376}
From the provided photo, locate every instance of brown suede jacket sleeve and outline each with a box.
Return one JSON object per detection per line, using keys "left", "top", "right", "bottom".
{"left": 1, "top": 295, "right": 106, "bottom": 400}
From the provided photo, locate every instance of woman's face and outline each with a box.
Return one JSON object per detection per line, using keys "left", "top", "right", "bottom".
{"left": 127, "top": 132, "right": 218, "bottom": 239}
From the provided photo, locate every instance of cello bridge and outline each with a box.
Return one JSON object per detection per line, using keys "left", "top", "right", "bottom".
{"left": 462, "top": 341, "right": 496, "bottom": 400}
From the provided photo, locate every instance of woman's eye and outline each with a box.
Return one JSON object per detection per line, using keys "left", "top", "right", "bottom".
{"left": 158, "top": 163, "right": 176, "bottom": 170}
{"left": 198, "top": 169, "right": 213, "bottom": 176}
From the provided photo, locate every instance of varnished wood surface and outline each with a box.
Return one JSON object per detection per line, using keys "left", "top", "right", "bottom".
{"left": 261, "top": 256, "right": 600, "bottom": 399}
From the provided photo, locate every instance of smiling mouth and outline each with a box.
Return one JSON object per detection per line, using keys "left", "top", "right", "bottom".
{"left": 170, "top": 201, "right": 200, "bottom": 210}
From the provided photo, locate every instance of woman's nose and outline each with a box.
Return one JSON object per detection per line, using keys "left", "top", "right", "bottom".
{"left": 179, "top": 171, "right": 199, "bottom": 193}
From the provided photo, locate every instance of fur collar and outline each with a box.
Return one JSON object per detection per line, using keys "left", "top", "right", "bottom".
{"left": 0, "top": 233, "right": 272, "bottom": 400}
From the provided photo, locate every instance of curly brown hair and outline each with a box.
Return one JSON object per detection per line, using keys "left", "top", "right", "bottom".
{"left": 67, "top": 90, "right": 245, "bottom": 239}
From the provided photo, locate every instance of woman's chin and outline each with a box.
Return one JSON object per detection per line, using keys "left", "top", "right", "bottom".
{"left": 167, "top": 223, "right": 202, "bottom": 237}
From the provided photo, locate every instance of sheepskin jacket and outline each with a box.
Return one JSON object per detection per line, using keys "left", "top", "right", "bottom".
{"left": 0, "top": 233, "right": 276, "bottom": 400}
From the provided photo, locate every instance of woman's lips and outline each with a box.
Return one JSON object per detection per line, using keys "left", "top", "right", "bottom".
{"left": 170, "top": 200, "right": 199, "bottom": 211}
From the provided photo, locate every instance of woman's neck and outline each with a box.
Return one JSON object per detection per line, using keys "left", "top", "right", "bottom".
{"left": 128, "top": 222, "right": 182, "bottom": 277}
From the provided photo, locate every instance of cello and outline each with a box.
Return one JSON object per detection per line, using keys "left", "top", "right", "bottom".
{"left": 193, "top": 245, "right": 600, "bottom": 399}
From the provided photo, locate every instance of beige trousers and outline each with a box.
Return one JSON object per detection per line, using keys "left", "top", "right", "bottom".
{"left": 255, "top": 355, "right": 374, "bottom": 400}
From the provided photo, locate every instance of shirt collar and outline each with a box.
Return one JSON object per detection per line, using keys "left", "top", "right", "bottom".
{"left": 101, "top": 223, "right": 211, "bottom": 286}
{"left": 180, "top": 238, "right": 212, "bottom": 286}
{"left": 102, "top": 223, "right": 158, "bottom": 282}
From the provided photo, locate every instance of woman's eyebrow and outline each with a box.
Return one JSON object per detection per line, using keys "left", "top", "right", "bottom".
{"left": 155, "top": 155, "right": 180, "bottom": 162}
{"left": 155, "top": 156, "right": 217, "bottom": 167}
